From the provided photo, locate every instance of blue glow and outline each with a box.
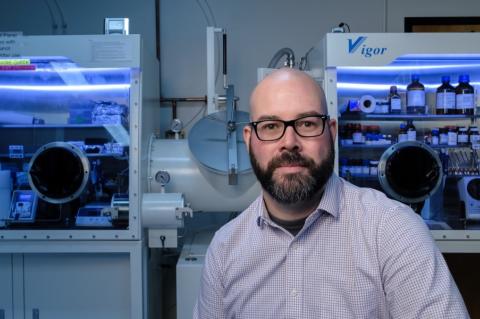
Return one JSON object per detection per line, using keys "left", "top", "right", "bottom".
{"left": 337, "top": 82, "right": 480, "bottom": 91}
{"left": 338, "top": 64, "right": 480, "bottom": 72}
{"left": 0, "top": 84, "right": 131, "bottom": 92}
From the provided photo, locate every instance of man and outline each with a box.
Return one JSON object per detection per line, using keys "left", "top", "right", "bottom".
{"left": 194, "top": 68, "right": 469, "bottom": 318}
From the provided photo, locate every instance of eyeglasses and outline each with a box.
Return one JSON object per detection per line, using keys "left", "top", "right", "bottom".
{"left": 250, "top": 115, "right": 330, "bottom": 141}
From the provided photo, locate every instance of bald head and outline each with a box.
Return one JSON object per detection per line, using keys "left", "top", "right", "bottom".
{"left": 250, "top": 68, "right": 328, "bottom": 120}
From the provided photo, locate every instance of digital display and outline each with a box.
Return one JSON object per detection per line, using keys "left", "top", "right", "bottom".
{"left": 18, "top": 193, "right": 32, "bottom": 201}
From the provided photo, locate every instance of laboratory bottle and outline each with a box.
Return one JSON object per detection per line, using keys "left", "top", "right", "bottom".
{"left": 389, "top": 86, "right": 402, "bottom": 114}
{"left": 352, "top": 124, "right": 363, "bottom": 144}
{"left": 439, "top": 127, "right": 448, "bottom": 145}
{"left": 436, "top": 76, "right": 456, "bottom": 115}
{"left": 458, "top": 127, "right": 469, "bottom": 145}
{"left": 455, "top": 74, "right": 474, "bottom": 115}
{"left": 431, "top": 128, "right": 439, "bottom": 145}
{"left": 406, "top": 121, "right": 417, "bottom": 141}
{"left": 406, "top": 74, "right": 426, "bottom": 114}
{"left": 447, "top": 126, "right": 457, "bottom": 146}
{"left": 469, "top": 126, "right": 480, "bottom": 144}
{"left": 398, "top": 123, "right": 408, "bottom": 143}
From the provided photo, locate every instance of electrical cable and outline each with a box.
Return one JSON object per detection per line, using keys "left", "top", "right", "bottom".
{"left": 299, "top": 46, "right": 314, "bottom": 71}
{"left": 203, "top": 0, "right": 217, "bottom": 26}
{"left": 43, "top": 0, "right": 58, "bottom": 34}
{"left": 53, "top": 0, "right": 67, "bottom": 34}
{"left": 195, "top": 0, "right": 212, "bottom": 25}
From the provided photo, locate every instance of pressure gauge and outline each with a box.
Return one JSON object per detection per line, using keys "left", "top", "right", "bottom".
{"left": 171, "top": 118, "right": 183, "bottom": 133}
{"left": 155, "top": 170, "right": 171, "bottom": 185}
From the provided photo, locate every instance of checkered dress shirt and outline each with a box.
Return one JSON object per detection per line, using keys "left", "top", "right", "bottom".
{"left": 194, "top": 174, "right": 469, "bottom": 319}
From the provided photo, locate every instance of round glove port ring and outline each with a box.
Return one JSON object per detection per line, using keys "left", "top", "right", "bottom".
{"left": 28, "top": 142, "right": 90, "bottom": 204}
{"left": 378, "top": 141, "right": 443, "bottom": 204}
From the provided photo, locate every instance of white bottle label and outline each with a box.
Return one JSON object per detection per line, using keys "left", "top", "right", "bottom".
{"left": 352, "top": 132, "right": 363, "bottom": 144}
{"left": 407, "top": 130, "right": 416, "bottom": 141}
{"left": 390, "top": 98, "right": 401, "bottom": 111}
{"left": 398, "top": 133, "right": 408, "bottom": 142}
{"left": 440, "top": 133, "right": 448, "bottom": 144}
{"left": 407, "top": 90, "right": 425, "bottom": 107}
{"left": 471, "top": 134, "right": 480, "bottom": 144}
{"left": 448, "top": 132, "right": 457, "bottom": 146}
{"left": 456, "top": 93, "right": 474, "bottom": 109}
{"left": 432, "top": 136, "right": 439, "bottom": 145}
{"left": 436, "top": 92, "right": 455, "bottom": 109}
{"left": 458, "top": 133, "right": 468, "bottom": 143}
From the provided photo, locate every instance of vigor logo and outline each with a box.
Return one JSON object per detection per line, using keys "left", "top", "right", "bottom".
{"left": 348, "top": 36, "right": 387, "bottom": 58}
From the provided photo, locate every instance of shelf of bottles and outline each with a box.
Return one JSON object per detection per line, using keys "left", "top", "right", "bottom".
{"left": 337, "top": 55, "right": 480, "bottom": 187}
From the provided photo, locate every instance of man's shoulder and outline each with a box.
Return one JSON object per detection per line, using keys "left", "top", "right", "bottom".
{"left": 340, "top": 177, "right": 409, "bottom": 211}
{"left": 339, "top": 177, "right": 428, "bottom": 232}
{"left": 210, "top": 196, "right": 262, "bottom": 247}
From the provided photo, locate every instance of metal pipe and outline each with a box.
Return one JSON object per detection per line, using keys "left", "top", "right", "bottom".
{"left": 160, "top": 96, "right": 208, "bottom": 121}
{"left": 267, "top": 47, "right": 295, "bottom": 68}
{"left": 160, "top": 97, "right": 207, "bottom": 103}
{"left": 223, "top": 32, "right": 227, "bottom": 89}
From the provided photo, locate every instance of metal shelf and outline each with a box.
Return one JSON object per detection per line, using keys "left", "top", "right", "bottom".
{"left": 340, "top": 143, "right": 391, "bottom": 149}
{"left": 340, "top": 113, "right": 473, "bottom": 121}
{"left": 0, "top": 123, "right": 127, "bottom": 129}
{"left": 0, "top": 153, "right": 127, "bottom": 159}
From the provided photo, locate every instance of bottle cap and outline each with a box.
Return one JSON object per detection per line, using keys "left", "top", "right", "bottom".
{"left": 390, "top": 85, "right": 397, "bottom": 93}
{"left": 441, "top": 75, "right": 450, "bottom": 82}
{"left": 459, "top": 74, "right": 470, "bottom": 83}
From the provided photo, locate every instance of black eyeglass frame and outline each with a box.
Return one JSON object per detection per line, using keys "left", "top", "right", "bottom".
{"left": 249, "top": 114, "right": 330, "bottom": 141}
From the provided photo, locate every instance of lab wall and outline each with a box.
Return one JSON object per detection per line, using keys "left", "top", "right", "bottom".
{"left": 159, "top": 0, "right": 480, "bottom": 134}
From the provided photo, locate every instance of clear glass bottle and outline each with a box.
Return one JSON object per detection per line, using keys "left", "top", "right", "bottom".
{"left": 455, "top": 74, "right": 474, "bottom": 115}
{"left": 389, "top": 85, "right": 402, "bottom": 114}
{"left": 407, "top": 74, "right": 426, "bottom": 114}
{"left": 436, "top": 75, "right": 456, "bottom": 115}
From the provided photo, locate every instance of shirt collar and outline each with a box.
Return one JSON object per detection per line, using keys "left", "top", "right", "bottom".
{"left": 255, "top": 173, "right": 341, "bottom": 226}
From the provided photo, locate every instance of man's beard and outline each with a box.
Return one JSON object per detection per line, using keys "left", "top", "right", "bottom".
{"left": 249, "top": 138, "right": 335, "bottom": 205}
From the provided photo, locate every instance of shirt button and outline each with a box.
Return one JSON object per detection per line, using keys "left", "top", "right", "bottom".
{"left": 290, "top": 289, "right": 298, "bottom": 297}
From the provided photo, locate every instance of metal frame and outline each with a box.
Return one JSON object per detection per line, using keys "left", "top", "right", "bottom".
{"left": 0, "top": 35, "right": 146, "bottom": 318}
{"left": 0, "top": 240, "right": 144, "bottom": 319}
{"left": 318, "top": 33, "right": 480, "bottom": 252}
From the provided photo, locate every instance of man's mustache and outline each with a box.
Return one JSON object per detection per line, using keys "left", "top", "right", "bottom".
{"left": 268, "top": 151, "right": 315, "bottom": 171}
